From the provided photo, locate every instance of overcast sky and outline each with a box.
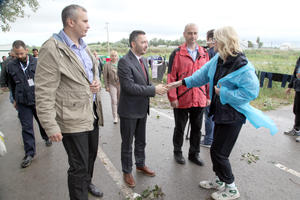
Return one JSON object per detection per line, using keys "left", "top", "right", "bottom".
{"left": 0, "top": 0, "right": 299, "bottom": 47}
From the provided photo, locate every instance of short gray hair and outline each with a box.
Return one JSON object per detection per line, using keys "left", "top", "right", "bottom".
{"left": 61, "top": 4, "right": 87, "bottom": 27}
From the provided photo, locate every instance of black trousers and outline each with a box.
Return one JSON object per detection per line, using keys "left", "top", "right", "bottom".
{"left": 293, "top": 91, "right": 300, "bottom": 130}
{"left": 173, "top": 107, "right": 204, "bottom": 155}
{"left": 120, "top": 116, "right": 147, "bottom": 174}
{"left": 62, "top": 104, "right": 99, "bottom": 200}
{"left": 210, "top": 122, "right": 243, "bottom": 184}
{"left": 17, "top": 103, "right": 49, "bottom": 157}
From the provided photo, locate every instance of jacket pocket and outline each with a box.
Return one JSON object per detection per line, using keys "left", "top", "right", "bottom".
{"left": 62, "top": 100, "right": 84, "bottom": 122}
{"left": 61, "top": 98, "right": 93, "bottom": 126}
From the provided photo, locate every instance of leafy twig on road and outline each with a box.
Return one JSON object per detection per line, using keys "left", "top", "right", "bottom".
{"left": 126, "top": 185, "right": 165, "bottom": 200}
{"left": 240, "top": 152, "right": 260, "bottom": 164}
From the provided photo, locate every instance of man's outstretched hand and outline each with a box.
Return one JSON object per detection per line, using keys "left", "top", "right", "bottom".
{"left": 155, "top": 84, "right": 168, "bottom": 95}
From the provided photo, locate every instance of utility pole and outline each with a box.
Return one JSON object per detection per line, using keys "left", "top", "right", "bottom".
{"left": 105, "top": 22, "right": 110, "bottom": 55}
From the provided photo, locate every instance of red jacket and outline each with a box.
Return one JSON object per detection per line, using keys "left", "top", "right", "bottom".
{"left": 167, "top": 43, "right": 209, "bottom": 108}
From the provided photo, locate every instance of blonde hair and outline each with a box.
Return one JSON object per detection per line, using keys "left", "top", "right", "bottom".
{"left": 214, "top": 26, "right": 242, "bottom": 60}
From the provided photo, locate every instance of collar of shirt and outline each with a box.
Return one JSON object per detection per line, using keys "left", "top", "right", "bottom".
{"left": 131, "top": 50, "right": 141, "bottom": 62}
{"left": 58, "top": 29, "right": 96, "bottom": 101}
{"left": 187, "top": 45, "right": 199, "bottom": 61}
{"left": 59, "top": 30, "right": 87, "bottom": 50}
{"left": 112, "top": 62, "right": 118, "bottom": 68}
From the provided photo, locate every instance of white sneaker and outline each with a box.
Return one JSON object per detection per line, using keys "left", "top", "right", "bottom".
{"left": 199, "top": 178, "right": 225, "bottom": 191}
{"left": 211, "top": 186, "right": 240, "bottom": 200}
{"left": 284, "top": 128, "right": 300, "bottom": 136}
{"left": 296, "top": 136, "right": 300, "bottom": 142}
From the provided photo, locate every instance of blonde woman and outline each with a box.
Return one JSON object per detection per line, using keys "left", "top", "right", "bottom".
{"left": 167, "top": 26, "right": 277, "bottom": 200}
{"left": 103, "top": 50, "right": 120, "bottom": 124}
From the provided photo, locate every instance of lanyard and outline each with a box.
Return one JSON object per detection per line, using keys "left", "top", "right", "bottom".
{"left": 19, "top": 58, "right": 29, "bottom": 74}
{"left": 19, "top": 58, "right": 32, "bottom": 80}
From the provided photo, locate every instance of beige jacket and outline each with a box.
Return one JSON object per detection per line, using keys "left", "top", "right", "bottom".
{"left": 35, "top": 36, "right": 103, "bottom": 136}
{"left": 103, "top": 62, "right": 119, "bottom": 88}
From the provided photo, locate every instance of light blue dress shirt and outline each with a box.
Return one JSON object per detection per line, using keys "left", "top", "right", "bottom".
{"left": 187, "top": 46, "right": 198, "bottom": 61}
{"left": 59, "top": 30, "right": 93, "bottom": 84}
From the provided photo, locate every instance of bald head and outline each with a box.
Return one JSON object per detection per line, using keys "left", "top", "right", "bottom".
{"left": 183, "top": 23, "right": 198, "bottom": 47}
{"left": 184, "top": 23, "right": 198, "bottom": 33}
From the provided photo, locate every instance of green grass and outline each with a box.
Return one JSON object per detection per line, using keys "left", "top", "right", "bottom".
{"left": 251, "top": 82, "right": 294, "bottom": 111}
{"left": 245, "top": 49, "right": 299, "bottom": 74}
{"left": 244, "top": 49, "right": 297, "bottom": 110}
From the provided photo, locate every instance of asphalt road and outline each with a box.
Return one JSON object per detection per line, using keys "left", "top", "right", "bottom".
{"left": 0, "top": 90, "right": 299, "bottom": 200}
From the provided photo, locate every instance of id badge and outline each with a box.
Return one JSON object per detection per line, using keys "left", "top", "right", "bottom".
{"left": 28, "top": 79, "right": 34, "bottom": 87}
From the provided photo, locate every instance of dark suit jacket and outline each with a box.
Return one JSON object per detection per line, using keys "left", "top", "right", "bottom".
{"left": 118, "top": 50, "right": 155, "bottom": 119}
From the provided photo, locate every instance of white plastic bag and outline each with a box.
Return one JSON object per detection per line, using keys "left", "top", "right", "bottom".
{"left": 0, "top": 131, "right": 7, "bottom": 156}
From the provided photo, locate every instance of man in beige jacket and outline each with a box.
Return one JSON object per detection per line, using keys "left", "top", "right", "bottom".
{"left": 35, "top": 4, "right": 104, "bottom": 200}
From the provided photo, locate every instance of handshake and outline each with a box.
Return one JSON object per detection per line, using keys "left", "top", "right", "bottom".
{"left": 155, "top": 80, "right": 183, "bottom": 95}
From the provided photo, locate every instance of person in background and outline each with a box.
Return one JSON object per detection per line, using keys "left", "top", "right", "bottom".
{"left": 1, "top": 56, "right": 7, "bottom": 63}
{"left": 206, "top": 29, "right": 216, "bottom": 59}
{"left": 35, "top": 4, "right": 104, "bottom": 199}
{"left": 285, "top": 56, "right": 300, "bottom": 142}
{"left": 118, "top": 30, "right": 167, "bottom": 188}
{"left": 0, "top": 50, "right": 16, "bottom": 104}
{"left": 167, "top": 26, "right": 272, "bottom": 200}
{"left": 93, "top": 50, "right": 103, "bottom": 80}
{"left": 32, "top": 48, "right": 38, "bottom": 58}
{"left": 1, "top": 55, "right": 7, "bottom": 73}
{"left": 201, "top": 29, "right": 216, "bottom": 148}
{"left": 7, "top": 40, "right": 52, "bottom": 168}
{"left": 103, "top": 50, "right": 120, "bottom": 124}
{"left": 167, "top": 23, "right": 209, "bottom": 166}
{"left": 1, "top": 51, "right": 15, "bottom": 89}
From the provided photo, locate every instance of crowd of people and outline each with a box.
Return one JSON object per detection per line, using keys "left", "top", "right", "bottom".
{"left": 0, "top": 3, "right": 298, "bottom": 200}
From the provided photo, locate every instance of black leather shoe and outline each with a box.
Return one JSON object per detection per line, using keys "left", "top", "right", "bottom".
{"left": 188, "top": 154, "right": 204, "bottom": 166}
{"left": 174, "top": 152, "right": 185, "bottom": 164}
{"left": 21, "top": 155, "right": 33, "bottom": 168}
{"left": 88, "top": 183, "right": 103, "bottom": 198}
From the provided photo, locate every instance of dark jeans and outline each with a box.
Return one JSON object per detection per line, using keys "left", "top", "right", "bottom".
{"left": 210, "top": 122, "right": 243, "bottom": 184}
{"left": 293, "top": 91, "right": 300, "bottom": 130}
{"left": 173, "top": 107, "right": 204, "bottom": 155}
{"left": 204, "top": 106, "right": 214, "bottom": 145}
{"left": 17, "top": 103, "right": 48, "bottom": 157}
{"left": 120, "top": 116, "right": 147, "bottom": 174}
{"left": 62, "top": 104, "right": 99, "bottom": 200}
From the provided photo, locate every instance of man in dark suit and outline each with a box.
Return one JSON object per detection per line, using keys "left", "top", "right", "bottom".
{"left": 118, "top": 30, "right": 167, "bottom": 188}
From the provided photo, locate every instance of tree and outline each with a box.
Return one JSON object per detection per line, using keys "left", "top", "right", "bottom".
{"left": 0, "top": 0, "right": 39, "bottom": 32}
{"left": 248, "top": 41, "right": 254, "bottom": 48}
{"left": 256, "top": 36, "right": 263, "bottom": 48}
{"left": 256, "top": 36, "right": 260, "bottom": 45}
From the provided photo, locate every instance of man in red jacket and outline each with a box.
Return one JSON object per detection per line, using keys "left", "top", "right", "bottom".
{"left": 167, "top": 23, "right": 209, "bottom": 166}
